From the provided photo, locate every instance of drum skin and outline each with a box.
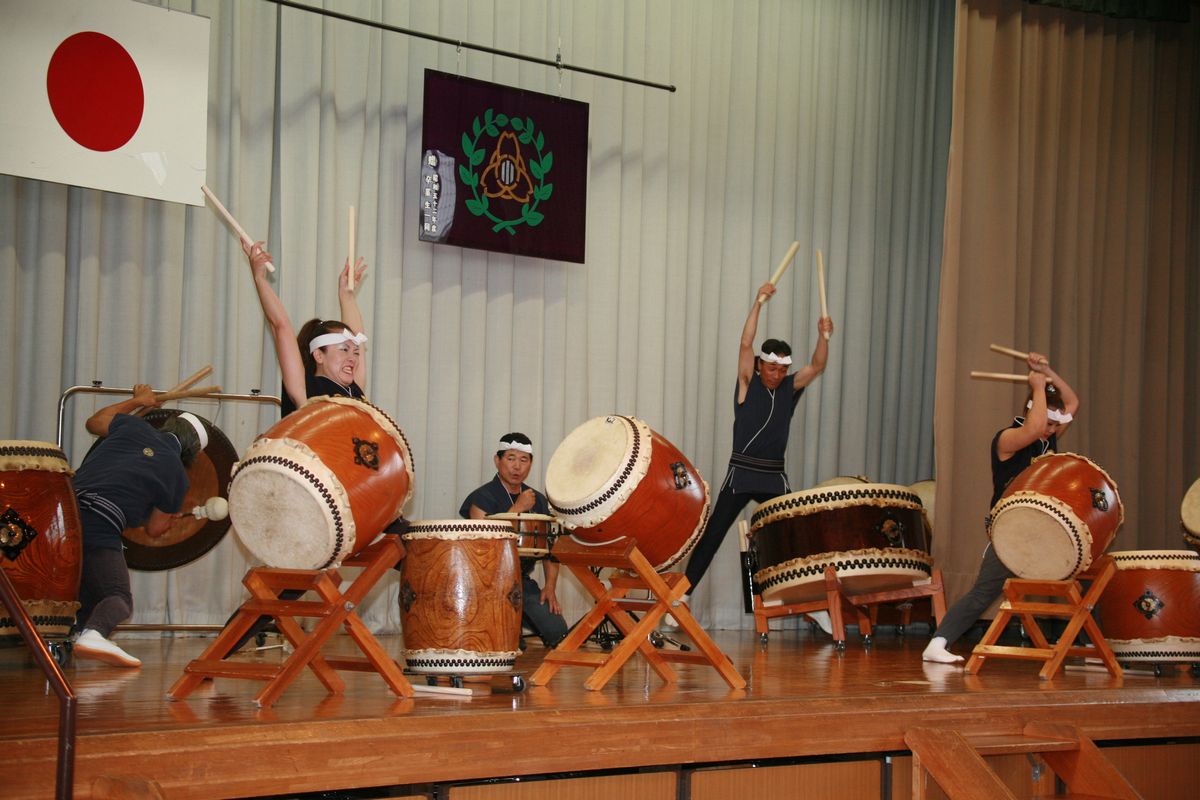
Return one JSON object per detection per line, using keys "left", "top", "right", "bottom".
{"left": 488, "top": 512, "right": 559, "bottom": 558}
{"left": 1182, "top": 477, "right": 1200, "bottom": 554}
{"left": 1096, "top": 550, "right": 1200, "bottom": 662}
{"left": 400, "top": 520, "right": 522, "bottom": 674}
{"left": 118, "top": 408, "right": 238, "bottom": 571}
{"left": 0, "top": 441, "right": 82, "bottom": 639}
{"left": 750, "top": 483, "right": 932, "bottom": 604}
{"left": 229, "top": 396, "right": 414, "bottom": 569}
{"left": 989, "top": 452, "right": 1123, "bottom": 580}
{"left": 546, "top": 415, "right": 710, "bottom": 572}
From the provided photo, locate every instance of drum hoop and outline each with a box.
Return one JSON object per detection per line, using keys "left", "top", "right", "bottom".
{"left": 0, "top": 441, "right": 73, "bottom": 475}
{"left": 232, "top": 437, "right": 355, "bottom": 569}
{"left": 989, "top": 491, "right": 1095, "bottom": 576}
{"left": 1029, "top": 451, "right": 1126, "bottom": 528}
{"left": 750, "top": 484, "right": 924, "bottom": 531}
{"left": 754, "top": 547, "right": 933, "bottom": 591}
{"left": 1108, "top": 550, "right": 1200, "bottom": 572}
{"left": 1105, "top": 636, "right": 1200, "bottom": 661}
{"left": 487, "top": 513, "right": 558, "bottom": 523}
{"left": 402, "top": 648, "right": 520, "bottom": 673}
{"left": 549, "top": 415, "right": 653, "bottom": 528}
{"left": 403, "top": 521, "right": 517, "bottom": 540}
{"left": 303, "top": 395, "right": 417, "bottom": 514}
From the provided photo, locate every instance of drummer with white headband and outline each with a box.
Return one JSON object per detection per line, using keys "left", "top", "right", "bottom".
{"left": 680, "top": 281, "right": 833, "bottom": 622}
{"left": 460, "top": 433, "right": 568, "bottom": 650}
{"left": 923, "top": 350, "right": 1080, "bottom": 663}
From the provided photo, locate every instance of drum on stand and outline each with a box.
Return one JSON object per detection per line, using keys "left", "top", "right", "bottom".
{"left": 545, "top": 415, "right": 709, "bottom": 572}
{"left": 117, "top": 409, "right": 238, "bottom": 570}
{"left": 487, "top": 512, "right": 560, "bottom": 558}
{"left": 989, "top": 452, "right": 1123, "bottom": 580}
{"left": 228, "top": 396, "right": 414, "bottom": 569}
{"left": 0, "top": 441, "right": 82, "bottom": 640}
{"left": 750, "top": 483, "right": 932, "bottom": 604}
{"left": 400, "top": 520, "right": 522, "bottom": 674}
{"left": 1096, "top": 550, "right": 1200, "bottom": 663}
{"left": 1181, "top": 477, "right": 1200, "bottom": 554}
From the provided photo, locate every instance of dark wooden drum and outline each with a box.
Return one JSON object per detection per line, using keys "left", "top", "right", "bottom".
{"left": 750, "top": 483, "right": 932, "bottom": 604}
{"left": 400, "top": 520, "right": 522, "bottom": 674}
{"left": 0, "top": 441, "right": 82, "bottom": 640}
{"left": 545, "top": 415, "right": 709, "bottom": 572}
{"left": 989, "top": 452, "right": 1123, "bottom": 580}
{"left": 229, "top": 396, "right": 414, "bottom": 569}
{"left": 1096, "top": 550, "right": 1200, "bottom": 663}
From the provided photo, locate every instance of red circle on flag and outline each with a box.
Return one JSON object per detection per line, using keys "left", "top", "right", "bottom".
{"left": 46, "top": 32, "right": 145, "bottom": 152}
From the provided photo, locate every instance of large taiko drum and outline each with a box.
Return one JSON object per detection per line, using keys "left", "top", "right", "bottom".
{"left": 487, "top": 512, "right": 560, "bottom": 558}
{"left": 228, "top": 396, "right": 414, "bottom": 569}
{"left": 545, "top": 415, "right": 709, "bottom": 572}
{"left": 989, "top": 452, "right": 1123, "bottom": 580}
{"left": 750, "top": 483, "right": 932, "bottom": 604}
{"left": 400, "top": 520, "right": 522, "bottom": 674}
{"left": 0, "top": 441, "right": 82, "bottom": 639}
{"left": 1181, "top": 478, "right": 1200, "bottom": 554}
{"left": 1096, "top": 550, "right": 1200, "bottom": 663}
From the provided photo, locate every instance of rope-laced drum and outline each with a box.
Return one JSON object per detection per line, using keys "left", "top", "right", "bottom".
{"left": 400, "top": 520, "right": 522, "bottom": 675}
{"left": 487, "top": 512, "right": 560, "bottom": 559}
{"left": 1096, "top": 550, "right": 1200, "bottom": 663}
{"left": 989, "top": 452, "right": 1123, "bottom": 580}
{"left": 750, "top": 483, "right": 932, "bottom": 604}
{"left": 546, "top": 415, "right": 709, "bottom": 572}
{"left": 0, "top": 441, "right": 82, "bottom": 640}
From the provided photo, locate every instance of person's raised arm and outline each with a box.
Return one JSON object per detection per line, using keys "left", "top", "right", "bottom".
{"left": 1032, "top": 351, "right": 1079, "bottom": 438}
{"left": 791, "top": 316, "right": 833, "bottom": 391}
{"left": 337, "top": 257, "right": 369, "bottom": 389}
{"left": 242, "top": 240, "right": 306, "bottom": 409}
{"left": 738, "top": 283, "right": 774, "bottom": 401}
{"left": 86, "top": 383, "right": 159, "bottom": 436}
{"left": 997, "top": 371, "right": 1049, "bottom": 460}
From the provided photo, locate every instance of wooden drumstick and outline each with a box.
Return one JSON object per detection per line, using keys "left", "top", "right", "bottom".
{"left": 970, "top": 371, "right": 1028, "bottom": 383}
{"left": 347, "top": 205, "right": 356, "bottom": 291}
{"left": 155, "top": 384, "right": 222, "bottom": 402}
{"left": 816, "top": 249, "right": 830, "bottom": 340}
{"left": 737, "top": 519, "right": 750, "bottom": 553}
{"left": 990, "top": 343, "right": 1048, "bottom": 365}
{"left": 165, "top": 365, "right": 213, "bottom": 396}
{"left": 201, "top": 184, "right": 275, "bottom": 273}
{"left": 758, "top": 241, "right": 801, "bottom": 304}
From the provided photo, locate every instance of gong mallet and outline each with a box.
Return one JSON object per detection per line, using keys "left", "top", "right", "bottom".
{"left": 758, "top": 241, "right": 801, "bottom": 304}
{"left": 191, "top": 497, "right": 229, "bottom": 521}
{"left": 201, "top": 184, "right": 275, "bottom": 272}
{"left": 990, "top": 343, "right": 1048, "bottom": 365}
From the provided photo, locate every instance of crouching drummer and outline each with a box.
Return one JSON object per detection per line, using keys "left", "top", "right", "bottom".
{"left": 460, "top": 434, "right": 567, "bottom": 649}
{"left": 72, "top": 386, "right": 208, "bottom": 668}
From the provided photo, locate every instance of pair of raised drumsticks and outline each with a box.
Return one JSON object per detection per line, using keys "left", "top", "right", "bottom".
{"left": 971, "top": 345, "right": 1050, "bottom": 383}
{"left": 757, "top": 242, "right": 831, "bottom": 341}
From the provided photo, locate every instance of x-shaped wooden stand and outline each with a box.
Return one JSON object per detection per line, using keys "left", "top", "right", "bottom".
{"left": 966, "top": 555, "right": 1122, "bottom": 679}
{"left": 530, "top": 537, "right": 745, "bottom": 691}
{"left": 168, "top": 534, "right": 413, "bottom": 707}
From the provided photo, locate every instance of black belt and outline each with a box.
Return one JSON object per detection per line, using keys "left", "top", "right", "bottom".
{"left": 728, "top": 452, "right": 785, "bottom": 473}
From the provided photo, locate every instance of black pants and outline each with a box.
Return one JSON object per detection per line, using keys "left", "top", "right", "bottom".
{"left": 933, "top": 542, "right": 1013, "bottom": 645}
{"left": 684, "top": 484, "right": 776, "bottom": 594}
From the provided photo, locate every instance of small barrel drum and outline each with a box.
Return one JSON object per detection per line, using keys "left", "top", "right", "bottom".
{"left": 1182, "top": 477, "right": 1200, "bottom": 554}
{"left": 750, "top": 483, "right": 932, "bottom": 604}
{"left": 989, "top": 452, "right": 1123, "bottom": 580}
{"left": 487, "top": 512, "right": 560, "bottom": 558}
{"left": 545, "top": 415, "right": 710, "bottom": 572}
{"left": 1096, "top": 550, "right": 1200, "bottom": 663}
{"left": 400, "top": 520, "right": 522, "bottom": 674}
{"left": 229, "top": 396, "right": 415, "bottom": 569}
{"left": 0, "top": 441, "right": 83, "bottom": 639}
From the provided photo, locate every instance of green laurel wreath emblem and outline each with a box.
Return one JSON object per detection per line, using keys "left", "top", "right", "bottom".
{"left": 459, "top": 107, "right": 554, "bottom": 235}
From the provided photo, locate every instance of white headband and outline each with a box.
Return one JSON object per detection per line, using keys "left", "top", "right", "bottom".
{"left": 759, "top": 350, "right": 793, "bottom": 365}
{"left": 499, "top": 439, "right": 533, "bottom": 454}
{"left": 177, "top": 412, "right": 209, "bottom": 451}
{"left": 1026, "top": 400, "right": 1074, "bottom": 424}
{"left": 309, "top": 329, "right": 368, "bottom": 354}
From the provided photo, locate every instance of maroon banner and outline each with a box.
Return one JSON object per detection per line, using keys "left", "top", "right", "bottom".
{"left": 419, "top": 70, "right": 588, "bottom": 264}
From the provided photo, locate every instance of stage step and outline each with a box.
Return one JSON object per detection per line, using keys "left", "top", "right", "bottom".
{"left": 906, "top": 722, "right": 1142, "bottom": 800}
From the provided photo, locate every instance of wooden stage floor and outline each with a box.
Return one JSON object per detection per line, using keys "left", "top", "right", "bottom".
{"left": 3, "top": 626, "right": 1200, "bottom": 799}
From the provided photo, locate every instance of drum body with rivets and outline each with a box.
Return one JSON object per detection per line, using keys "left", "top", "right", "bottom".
{"left": 1096, "top": 550, "right": 1200, "bottom": 663}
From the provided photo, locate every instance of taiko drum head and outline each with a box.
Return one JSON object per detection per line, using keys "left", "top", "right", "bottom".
{"left": 1181, "top": 477, "right": 1200, "bottom": 552}
{"left": 545, "top": 416, "right": 641, "bottom": 524}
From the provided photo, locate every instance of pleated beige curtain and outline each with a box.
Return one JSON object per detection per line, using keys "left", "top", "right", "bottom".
{"left": 935, "top": 0, "right": 1200, "bottom": 605}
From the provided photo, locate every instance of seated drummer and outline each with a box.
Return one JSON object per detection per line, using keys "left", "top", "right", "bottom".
{"left": 460, "top": 433, "right": 568, "bottom": 649}
{"left": 923, "top": 352, "right": 1079, "bottom": 663}
{"left": 681, "top": 281, "right": 832, "bottom": 621}
{"left": 73, "top": 386, "right": 208, "bottom": 668}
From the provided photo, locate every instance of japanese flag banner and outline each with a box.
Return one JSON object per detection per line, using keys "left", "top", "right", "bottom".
{"left": 0, "top": 0, "right": 210, "bottom": 206}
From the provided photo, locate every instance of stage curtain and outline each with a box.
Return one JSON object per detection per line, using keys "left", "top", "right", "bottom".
{"left": 935, "top": 0, "right": 1200, "bottom": 608}
{"left": 0, "top": 0, "right": 954, "bottom": 634}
